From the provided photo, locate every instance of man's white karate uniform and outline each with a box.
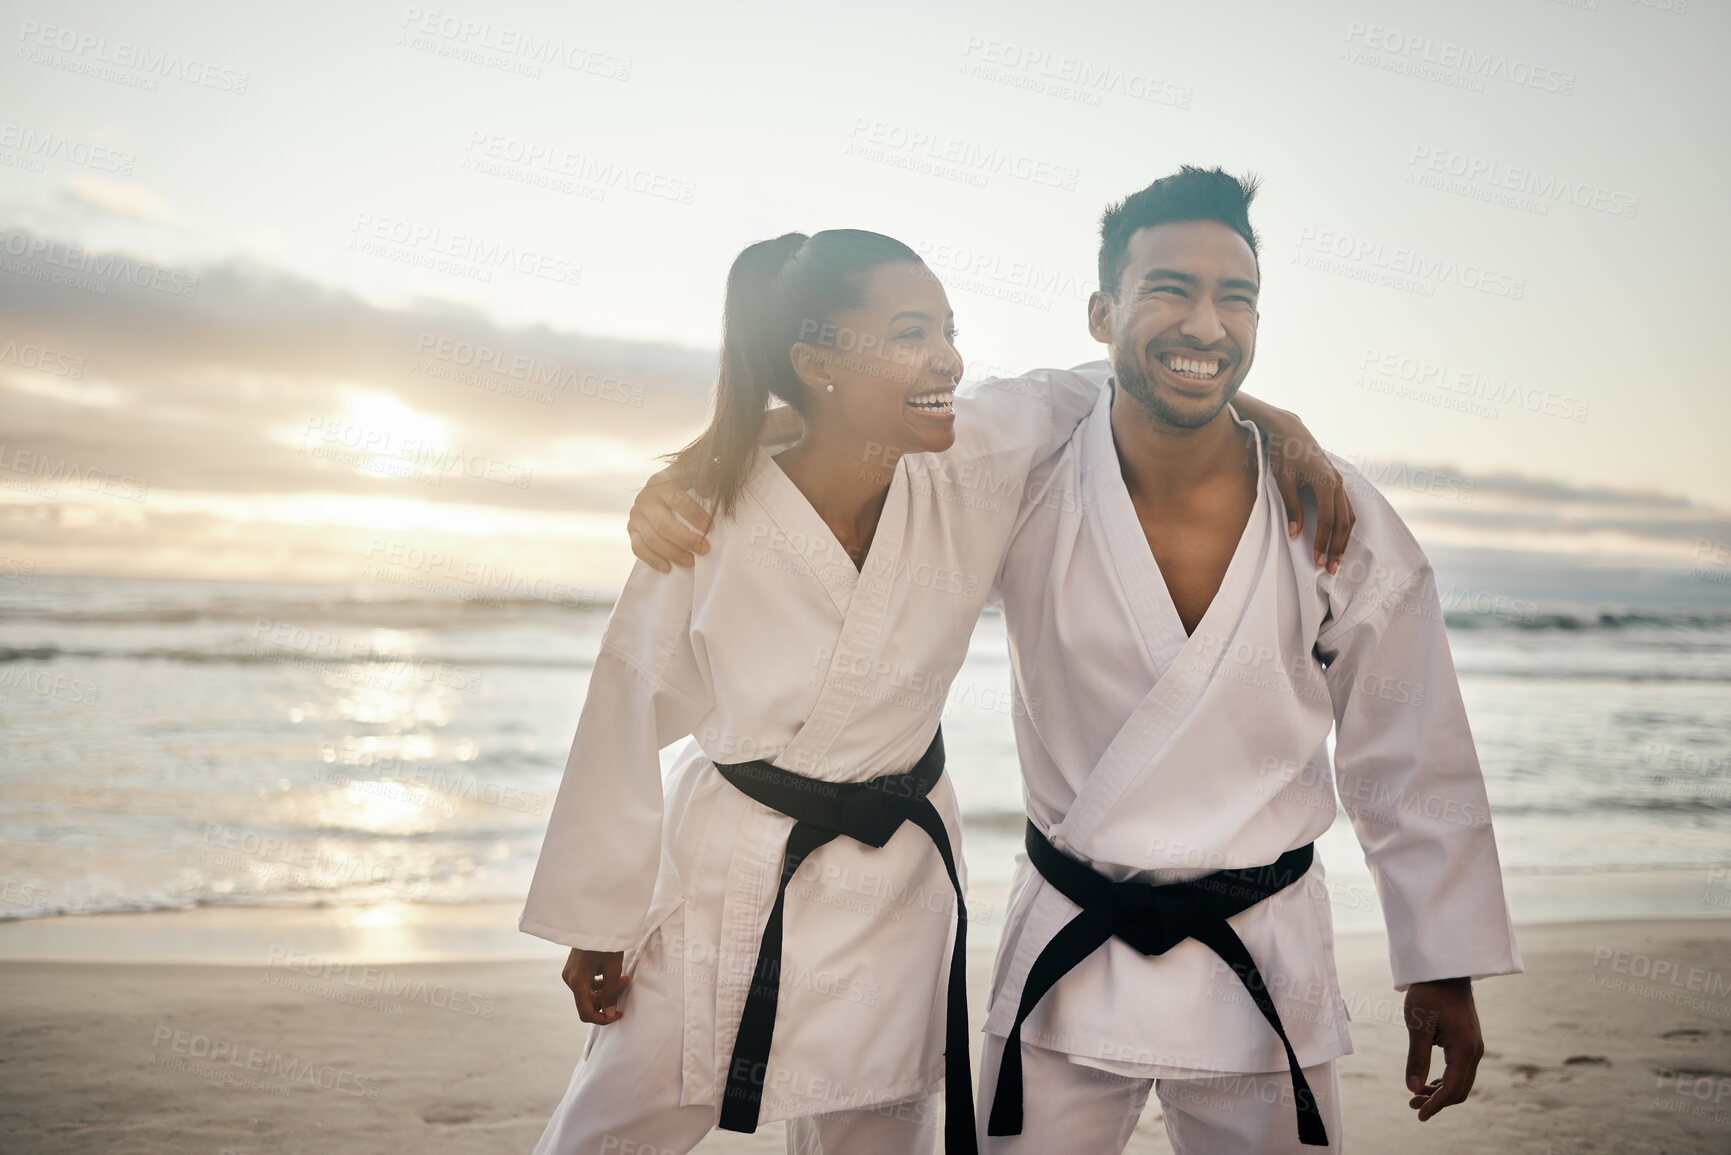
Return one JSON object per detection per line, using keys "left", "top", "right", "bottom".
{"left": 521, "top": 372, "right": 1101, "bottom": 1154}
{"left": 979, "top": 381, "right": 1524, "bottom": 1153}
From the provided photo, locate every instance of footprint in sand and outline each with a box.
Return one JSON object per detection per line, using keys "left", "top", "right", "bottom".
{"left": 1508, "top": 1057, "right": 1608, "bottom": 1084}
{"left": 1659, "top": 1027, "right": 1709, "bottom": 1040}
{"left": 421, "top": 1102, "right": 488, "bottom": 1126}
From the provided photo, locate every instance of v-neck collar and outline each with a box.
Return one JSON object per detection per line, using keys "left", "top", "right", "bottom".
{"left": 741, "top": 444, "right": 910, "bottom": 620}
{"left": 1086, "top": 381, "right": 1270, "bottom": 665}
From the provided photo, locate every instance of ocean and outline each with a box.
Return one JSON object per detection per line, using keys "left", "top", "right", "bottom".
{"left": 2, "top": 572, "right": 1729, "bottom": 927}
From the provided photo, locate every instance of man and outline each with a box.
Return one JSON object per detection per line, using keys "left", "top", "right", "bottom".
{"left": 628, "top": 168, "right": 1520, "bottom": 1153}
{"left": 971, "top": 168, "right": 1518, "bottom": 1153}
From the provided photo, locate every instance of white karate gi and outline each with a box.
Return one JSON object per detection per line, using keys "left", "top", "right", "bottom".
{"left": 521, "top": 369, "right": 1102, "bottom": 1154}
{"left": 979, "top": 382, "right": 1523, "bottom": 1153}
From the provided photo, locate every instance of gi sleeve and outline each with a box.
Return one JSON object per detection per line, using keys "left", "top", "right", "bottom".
{"left": 519, "top": 558, "right": 713, "bottom": 952}
{"left": 1317, "top": 553, "right": 1524, "bottom": 991}
{"left": 953, "top": 360, "right": 1109, "bottom": 463}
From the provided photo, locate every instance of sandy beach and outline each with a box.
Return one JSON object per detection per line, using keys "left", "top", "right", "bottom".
{"left": 2, "top": 896, "right": 1728, "bottom": 1155}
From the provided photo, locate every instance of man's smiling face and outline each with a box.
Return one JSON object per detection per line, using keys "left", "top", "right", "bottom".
{"left": 1090, "top": 219, "right": 1260, "bottom": 429}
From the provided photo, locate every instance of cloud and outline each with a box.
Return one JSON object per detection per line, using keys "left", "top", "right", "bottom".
{"left": 1354, "top": 462, "right": 1731, "bottom": 557}
{"left": 57, "top": 175, "right": 175, "bottom": 224}
{"left": 1, "top": 227, "right": 1726, "bottom": 586}
{"left": 1451, "top": 471, "right": 1699, "bottom": 511}
{"left": 0, "top": 227, "right": 717, "bottom": 512}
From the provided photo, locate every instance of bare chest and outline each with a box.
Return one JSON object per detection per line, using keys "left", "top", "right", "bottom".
{"left": 1133, "top": 488, "right": 1256, "bottom": 636}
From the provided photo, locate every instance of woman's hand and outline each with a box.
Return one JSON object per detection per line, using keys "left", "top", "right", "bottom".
{"left": 562, "top": 948, "right": 632, "bottom": 1024}
{"left": 628, "top": 466, "right": 714, "bottom": 573}
{"left": 1233, "top": 394, "right": 1356, "bottom": 574}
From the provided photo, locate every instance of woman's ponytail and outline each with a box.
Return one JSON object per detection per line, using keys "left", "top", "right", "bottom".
{"left": 673, "top": 228, "right": 923, "bottom": 518}
{"left": 672, "top": 232, "right": 806, "bottom": 516}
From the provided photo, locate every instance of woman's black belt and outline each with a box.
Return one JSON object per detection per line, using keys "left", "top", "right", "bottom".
{"left": 712, "top": 727, "right": 974, "bottom": 1153}
{"left": 987, "top": 820, "right": 1327, "bottom": 1147}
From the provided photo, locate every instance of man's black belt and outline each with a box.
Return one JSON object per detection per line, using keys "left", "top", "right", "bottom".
{"left": 713, "top": 728, "right": 974, "bottom": 1154}
{"left": 986, "top": 820, "right": 1327, "bottom": 1148}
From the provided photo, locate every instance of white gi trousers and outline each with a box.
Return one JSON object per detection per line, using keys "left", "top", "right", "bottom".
{"left": 531, "top": 922, "right": 942, "bottom": 1155}
{"left": 976, "top": 1035, "right": 1343, "bottom": 1155}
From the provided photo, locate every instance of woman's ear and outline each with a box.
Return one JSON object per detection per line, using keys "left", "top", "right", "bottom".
{"left": 790, "top": 341, "right": 835, "bottom": 401}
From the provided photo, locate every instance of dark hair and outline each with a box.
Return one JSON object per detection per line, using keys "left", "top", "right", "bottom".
{"left": 1097, "top": 166, "right": 1261, "bottom": 296}
{"left": 674, "top": 229, "right": 923, "bottom": 517}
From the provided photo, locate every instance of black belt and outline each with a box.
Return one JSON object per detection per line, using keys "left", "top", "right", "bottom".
{"left": 713, "top": 728, "right": 974, "bottom": 1154}
{"left": 987, "top": 821, "right": 1327, "bottom": 1147}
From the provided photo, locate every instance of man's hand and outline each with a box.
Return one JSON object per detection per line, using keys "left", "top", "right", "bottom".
{"left": 1403, "top": 977, "right": 1483, "bottom": 1122}
{"left": 563, "top": 948, "right": 632, "bottom": 1023}
{"left": 628, "top": 466, "right": 713, "bottom": 573}
{"left": 627, "top": 408, "right": 804, "bottom": 572}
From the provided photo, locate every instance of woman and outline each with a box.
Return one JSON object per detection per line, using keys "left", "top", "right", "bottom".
{"left": 522, "top": 230, "right": 1352, "bottom": 1154}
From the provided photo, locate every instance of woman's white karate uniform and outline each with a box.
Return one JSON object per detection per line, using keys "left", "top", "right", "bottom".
{"left": 521, "top": 370, "right": 1100, "bottom": 1155}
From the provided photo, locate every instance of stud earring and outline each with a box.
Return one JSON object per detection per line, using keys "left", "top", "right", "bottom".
{"left": 826, "top": 384, "right": 835, "bottom": 392}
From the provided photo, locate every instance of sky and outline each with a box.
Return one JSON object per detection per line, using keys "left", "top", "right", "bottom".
{"left": 1, "top": 0, "right": 1727, "bottom": 595}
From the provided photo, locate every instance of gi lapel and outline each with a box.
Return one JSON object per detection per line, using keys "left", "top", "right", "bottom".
{"left": 1057, "top": 399, "right": 1274, "bottom": 854}
{"left": 766, "top": 453, "right": 916, "bottom": 780}
{"left": 709, "top": 452, "right": 918, "bottom": 1100}
{"left": 742, "top": 446, "right": 864, "bottom": 620}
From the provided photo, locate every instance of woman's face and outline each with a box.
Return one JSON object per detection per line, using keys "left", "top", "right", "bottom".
{"left": 792, "top": 260, "right": 962, "bottom": 458}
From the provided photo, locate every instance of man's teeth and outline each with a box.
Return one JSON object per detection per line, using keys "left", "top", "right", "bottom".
{"left": 907, "top": 389, "right": 955, "bottom": 412}
{"left": 1162, "top": 355, "right": 1223, "bottom": 380}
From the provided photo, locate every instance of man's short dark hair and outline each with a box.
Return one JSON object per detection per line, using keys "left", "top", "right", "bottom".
{"left": 1097, "top": 166, "right": 1261, "bottom": 295}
